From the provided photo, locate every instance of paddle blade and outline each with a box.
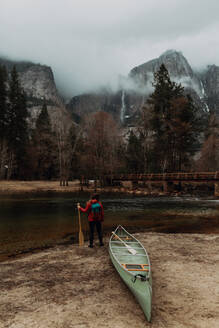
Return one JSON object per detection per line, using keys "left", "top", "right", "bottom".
{"left": 112, "top": 231, "right": 137, "bottom": 255}
{"left": 79, "top": 230, "right": 84, "bottom": 246}
{"left": 126, "top": 245, "right": 137, "bottom": 255}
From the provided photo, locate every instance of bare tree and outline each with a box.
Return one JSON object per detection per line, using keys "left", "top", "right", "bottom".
{"left": 197, "top": 114, "right": 219, "bottom": 171}
{"left": 81, "top": 111, "right": 122, "bottom": 185}
{"left": 0, "top": 139, "right": 9, "bottom": 179}
{"left": 53, "top": 109, "right": 82, "bottom": 186}
{"left": 137, "top": 104, "right": 154, "bottom": 173}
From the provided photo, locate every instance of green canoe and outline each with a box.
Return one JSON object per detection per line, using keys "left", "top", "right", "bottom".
{"left": 109, "top": 225, "right": 152, "bottom": 322}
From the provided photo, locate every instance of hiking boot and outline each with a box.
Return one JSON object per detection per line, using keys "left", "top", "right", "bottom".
{"left": 88, "top": 244, "right": 93, "bottom": 248}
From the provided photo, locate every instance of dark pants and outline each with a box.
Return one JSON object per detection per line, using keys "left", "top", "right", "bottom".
{"left": 89, "top": 221, "right": 103, "bottom": 245}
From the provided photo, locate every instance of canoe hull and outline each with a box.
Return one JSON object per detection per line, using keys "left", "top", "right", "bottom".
{"left": 109, "top": 226, "right": 152, "bottom": 321}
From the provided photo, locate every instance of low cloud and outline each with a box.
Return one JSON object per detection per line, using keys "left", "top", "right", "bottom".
{"left": 1, "top": 0, "right": 219, "bottom": 98}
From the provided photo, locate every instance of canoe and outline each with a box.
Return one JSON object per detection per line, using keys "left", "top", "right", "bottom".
{"left": 109, "top": 225, "right": 152, "bottom": 321}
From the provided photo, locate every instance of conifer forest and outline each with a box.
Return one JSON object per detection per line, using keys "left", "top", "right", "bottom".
{"left": 0, "top": 64, "right": 218, "bottom": 183}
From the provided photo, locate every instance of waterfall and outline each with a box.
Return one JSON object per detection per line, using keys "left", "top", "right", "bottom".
{"left": 200, "top": 81, "right": 209, "bottom": 112}
{"left": 120, "top": 90, "right": 126, "bottom": 123}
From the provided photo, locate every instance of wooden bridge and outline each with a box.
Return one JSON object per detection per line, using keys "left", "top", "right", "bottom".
{"left": 106, "top": 172, "right": 219, "bottom": 196}
{"left": 81, "top": 172, "right": 219, "bottom": 196}
{"left": 110, "top": 172, "right": 219, "bottom": 182}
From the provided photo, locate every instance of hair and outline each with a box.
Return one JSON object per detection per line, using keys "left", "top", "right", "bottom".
{"left": 92, "top": 194, "right": 99, "bottom": 201}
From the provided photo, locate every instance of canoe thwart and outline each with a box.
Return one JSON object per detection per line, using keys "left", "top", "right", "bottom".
{"left": 112, "top": 236, "right": 133, "bottom": 241}
{"left": 122, "top": 263, "right": 149, "bottom": 272}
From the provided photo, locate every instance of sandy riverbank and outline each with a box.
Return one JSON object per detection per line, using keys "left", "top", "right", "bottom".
{"left": 0, "top": 180, "right": 167, "bottom": 197}
{"left": 0, "top": 180, "right": 215, "bottom": 198}
{"left": 0, "top": 232, "right": 218, "bottom": 328}
{"left": 0, "top": 180, "right": 157, "bottom": 196}
{"left": 0, "top": 180, "right": 83, "bottom": 194}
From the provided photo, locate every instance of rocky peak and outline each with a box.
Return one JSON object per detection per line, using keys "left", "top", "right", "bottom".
{"left": 67, "top": 90, "right": 124, "bottom": 123}
{"left": 0, "top": 57, "right": 66, "bottom": 123}
{"left": 131, "top": 50, "right": 193, "bottom": 77}
{"left": 19, "top": 64, "right": 60, "bottom": 104}
{"left": 130, "top": 49, "right": 203, "bottom": 97}
{"left": 203, "top": 65, "right": 219, "bottom": 91}
{"left": 159, "top": 50, "right": 194, "bottom": 78}
{"left": 201, "top": 65, "right": 219, "bottom": 113}
{"left": 67, "top": 50, "right": 212, "bottom": 126}
{"left": 0, "top": 57, "right": 62, "bottom": 106}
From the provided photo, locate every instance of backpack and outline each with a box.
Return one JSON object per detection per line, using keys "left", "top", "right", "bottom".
{"left": 90, "top": 202, "right": 102, "bottom": 220}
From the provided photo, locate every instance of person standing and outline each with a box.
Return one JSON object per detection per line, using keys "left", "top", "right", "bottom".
{"left": 78, "top": 194, "right": 104, "bottom": 248}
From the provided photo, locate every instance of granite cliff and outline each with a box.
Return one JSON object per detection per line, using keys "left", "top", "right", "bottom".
{"left": 2, "top": 50, "right": 219, "bottom": 127}
{"left": 201, "top": 64, "right": 219, "bottom": 113}
{"left": 68, "top": 50, "right": 219, "bottom": 125}
{"left": 0, "top": 57, "right": 65, "bottom": 121}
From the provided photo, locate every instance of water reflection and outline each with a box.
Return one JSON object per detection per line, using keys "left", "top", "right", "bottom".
{"left": 0, "top": 193, "right": 219, "bottom": 261}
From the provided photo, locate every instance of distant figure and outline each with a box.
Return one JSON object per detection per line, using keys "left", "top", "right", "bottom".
{"left": 78, "top": 194, "right": 104, "bottom": 248}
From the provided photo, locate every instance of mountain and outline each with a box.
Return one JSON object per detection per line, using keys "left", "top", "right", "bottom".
{"left": 67, "top": 87, "right": 147, "bottom": 126}
{"left": 200, "top": 65, "right": 219, "bottom": 113}
{"left": 130, "top": 50, "right": 203, "bottom": 95}
{"left": 129, "top": 50, "right": 209, "bottom": 114}
{"left": 2, "top": 51, "right": 219, "bottom": 126}
{"left": 68, "top": 50, "right": 219, "bottom": 125}
{"left": 66, "top": 89, "right": 137, "bottom": 124}
{"left": 0, "top": 57, "right": 65, "bottom": 121}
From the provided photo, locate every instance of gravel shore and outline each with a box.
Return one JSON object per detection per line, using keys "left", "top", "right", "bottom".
{"left": 0, "top": 232, "right": 218, "bottom": 328}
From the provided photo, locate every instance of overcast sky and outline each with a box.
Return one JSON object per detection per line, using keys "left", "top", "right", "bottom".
{"left": 1, "top": 0, "right": 219, "bottom": 97}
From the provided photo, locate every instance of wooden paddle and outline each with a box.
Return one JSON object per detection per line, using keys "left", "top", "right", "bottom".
{"left": 112, "top": 231, "right": 137, "bottom": 255}
{"left": 77, "top": 203, "right": 84, "bottom": 246}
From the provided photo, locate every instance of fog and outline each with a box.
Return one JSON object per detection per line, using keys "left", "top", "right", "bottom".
{"left": 1, "top": 0, "right": 219, "bottom": 98}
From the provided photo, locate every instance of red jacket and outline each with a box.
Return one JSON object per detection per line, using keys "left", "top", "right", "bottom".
{"left": 80, "top": 199, "right": 104, "bottom": 222}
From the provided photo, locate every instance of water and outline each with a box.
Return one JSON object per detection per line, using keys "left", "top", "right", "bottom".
{"left": 0, "top": 193, "right": 219, "bottom": 261}
{"left": 120, "top": 90, "right": 126, "bottom": 123}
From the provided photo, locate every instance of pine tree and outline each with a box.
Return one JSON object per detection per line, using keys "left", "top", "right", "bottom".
{"left": 167, "top": 95, "right": 201, "bottom": 171}
{"left": 36, "top": 100, "right": 51, "bottom": 133}
{"left": 0, "top": 65, "right": 8, "bottom": 139}
{"left": 147, "top": 64, "right": 201, "bottom": 172}
{"left": 0, "top": 65, "right": 9, "bottom": 178}
{"left": 8, "top": 66, "right": 28, "bottom": 149}
{"left": 32, "top": 101, "right": 56, "bottom": 179}
{"left": 7, "top": 66, "right": 28, "bottom": 178}
{"left": 126, "top": 130, "right": 143, "bottom": 173}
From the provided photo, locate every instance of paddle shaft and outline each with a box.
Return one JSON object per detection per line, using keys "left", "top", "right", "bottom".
{"left": 77, "top": 203, "right": 84, "bottom": 246}
{"left": 112, "top": 231, "right": 136, "bottom": 255}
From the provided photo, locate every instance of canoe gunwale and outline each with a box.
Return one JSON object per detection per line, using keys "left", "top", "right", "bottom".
{"left": 109, "top": 225, "right": 151, "bottom": 280}
{"left": 109, "top": 225, "right": 152, "bottom": 322}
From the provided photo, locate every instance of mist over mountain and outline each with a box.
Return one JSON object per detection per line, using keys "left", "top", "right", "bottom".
{"left": 0, "top": 57, "right": 66, "bottom": 122}
{"left": 1, "top": 50, "right": 219, "bottom": 126}
{"left": 67, "top": 50, "right": 219, "bottom": 124}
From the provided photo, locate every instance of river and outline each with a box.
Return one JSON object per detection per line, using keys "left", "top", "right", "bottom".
{"left": 0, "top": 192, "right": 219, "bottom": 261}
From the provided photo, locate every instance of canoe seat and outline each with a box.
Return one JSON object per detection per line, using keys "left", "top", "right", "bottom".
{"left": 122, "top": 264, "right": 149, "bottom": 272}
{"left": 113, "top": 236, "right": 133, "bottom": 241}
